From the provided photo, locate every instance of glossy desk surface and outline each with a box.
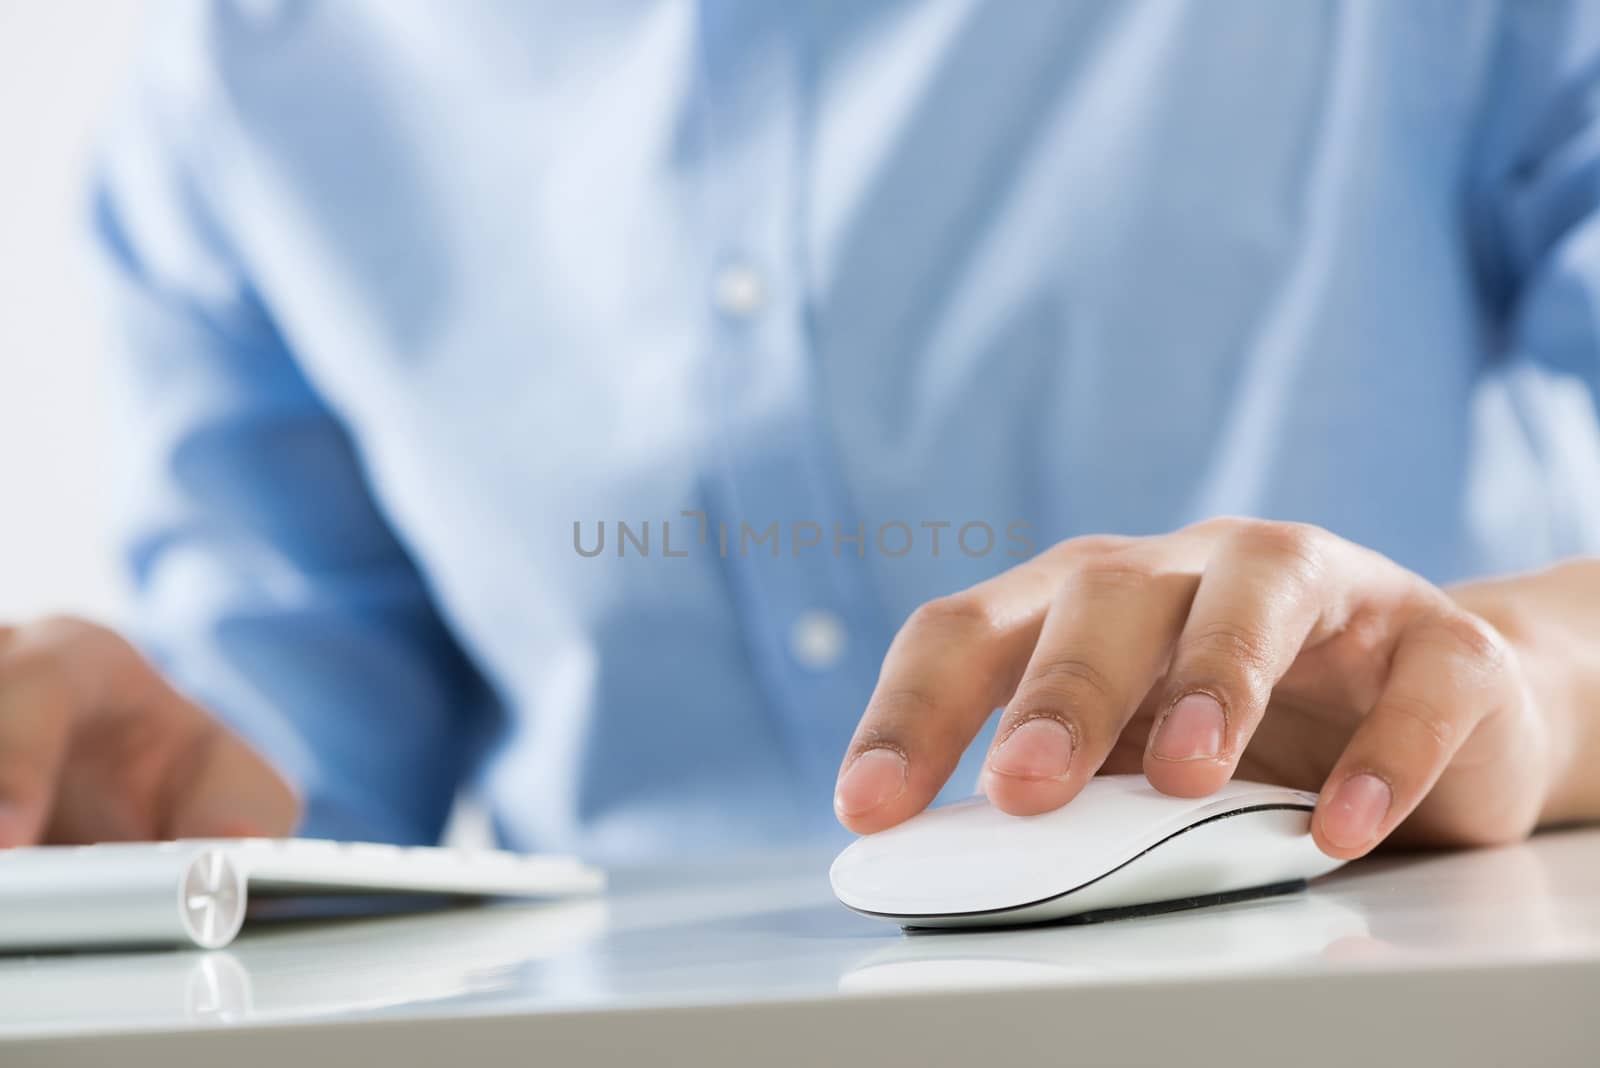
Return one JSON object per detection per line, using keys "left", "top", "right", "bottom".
{"left": 2, "top": 828, "right": 1597, "bottom": 1067}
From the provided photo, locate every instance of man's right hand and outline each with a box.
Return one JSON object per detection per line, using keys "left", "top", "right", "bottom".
{"left": 0, "top": 617, "right": 299, "bottom": 847}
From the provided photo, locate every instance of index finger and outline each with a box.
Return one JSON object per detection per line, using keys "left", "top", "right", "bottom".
{"left": 832, "top": 544, "right": 1128, "bottom": 833}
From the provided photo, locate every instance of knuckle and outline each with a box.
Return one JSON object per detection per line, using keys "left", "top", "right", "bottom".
{"left": 1015, "top": 653, "right": 1118, "bottom": 713}
{"left": 1189, "top": 515, "right": 1249, "bottom": 537}
{"left": 30, "top": 614, "right": 104, "bottom": 646}
{"left": 6, "top": 615, "right": 99, "bottom": 661}
{"left": 1376, "top": 691, "right": 1458, "bottom": 758}
{"left": 857, "top": 687, "right": 950, "bottom": 750}
{"left": 1419, "top": 611, "right": 1512, "bottom": 673}
{"left": 1068, "top": 551, "right": 1162, "bottom": 596}
{"left": 896, "top": 595, "right": 1006, "bottom": 687}
{"left": 1176, "top": 618, "right": 1279, "bottom": 682}
{"left": 0, "top": 634, "right": 68, "bottom": 684}
{"left": 1230, "top": 520, "right": 1328, "bottom": 581}
{"left": 0, "top": 616, "right": 134, "bottom": 696}
{"left": 860, "top": 682, "right": 987, "bottom": 755}
{"left": 903, "top": 593, "right": 995, "bottom": 641}
{"left": 1055, "top": 534, "right": 1134, "bottom": 561}
{"left": 863, "top": 686, "right": 942, "bottom": 727}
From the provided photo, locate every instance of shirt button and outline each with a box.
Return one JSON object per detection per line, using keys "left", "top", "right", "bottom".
{"left": 790, "top": 610, "right": 847, "bottom": 671}
{"left": 713, "top": 262, "right": 766, "bottom": 318}
{"left": 233, "top": 0, "right": 287, "bottom": 24}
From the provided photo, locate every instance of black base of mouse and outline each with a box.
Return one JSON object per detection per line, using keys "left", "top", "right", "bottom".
{"left": 903, "top": 878, "right": 1309, "bottom": 933}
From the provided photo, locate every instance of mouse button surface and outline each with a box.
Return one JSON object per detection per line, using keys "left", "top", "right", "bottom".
{"left": 829, "top": 803, "right": 1064, "bottom": 916}
{"left": 828, "top": 798, "right": 1053, "bottom": 914}
{"left": 1200, "top": 777, "right": 1321, "bottom": 808}
{"left": 829, "top": 787, "right": 1197, "bottom": 917}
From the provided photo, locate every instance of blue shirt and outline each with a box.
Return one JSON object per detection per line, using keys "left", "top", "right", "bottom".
{"left": 93, "top": 1, "right": 1600, "bottom": 861}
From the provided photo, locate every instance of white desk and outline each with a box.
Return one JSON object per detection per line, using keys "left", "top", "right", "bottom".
{"left": 2, "top": 828, "right": 1597, "bottom": 1067}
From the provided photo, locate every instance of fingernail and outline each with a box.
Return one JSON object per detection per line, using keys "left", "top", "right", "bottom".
{"left": 988, "top": 718, "right": 1075, "bottom": 781}
{"left": 834, "top": 748, "right": 908, "bottom": 817}
{"left": 1151, "top": 693, "right": 1227, "bottom": 761}
{"left": 1322, "top": 773, "right": 1392, "bottom": 850}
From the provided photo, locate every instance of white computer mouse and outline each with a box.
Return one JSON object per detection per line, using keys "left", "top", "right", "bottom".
{"left": 830, "top": 774, "right": 1347, "bottom": 928}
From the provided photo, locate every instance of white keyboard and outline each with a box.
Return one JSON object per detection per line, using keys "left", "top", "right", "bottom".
{"left": 0, "top": 838, "right": 605, "bottom": 953}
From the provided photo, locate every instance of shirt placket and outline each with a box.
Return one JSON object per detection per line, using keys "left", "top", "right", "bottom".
{"left": 694, "top": 2, "right": 893, "bottom": 799}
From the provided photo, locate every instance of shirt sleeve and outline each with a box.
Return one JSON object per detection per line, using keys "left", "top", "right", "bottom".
{"left": 87, "top": 16, "right": 495, "bottom": 846}
{"left": 1473, "top": 0, "right": 1600, "bottom": 401}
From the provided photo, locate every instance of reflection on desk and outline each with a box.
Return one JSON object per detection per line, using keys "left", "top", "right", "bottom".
{"left": 0, "top": 829, "right": 1596, "bottom": 1064}
{"left": 0, "top": 899, "right": 609, "bottom": 1030}
{"left": 840, "top": 893, "right": 1368, "bottom": 992}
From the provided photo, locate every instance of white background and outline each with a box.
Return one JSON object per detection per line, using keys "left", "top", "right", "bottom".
{"left": 0, "top": 0, "right": 149, "bottom": 622}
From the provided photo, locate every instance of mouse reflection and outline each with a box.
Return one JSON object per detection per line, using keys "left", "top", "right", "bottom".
{"left": 838, "top": 891, "right": 1372, "bottom": 994}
